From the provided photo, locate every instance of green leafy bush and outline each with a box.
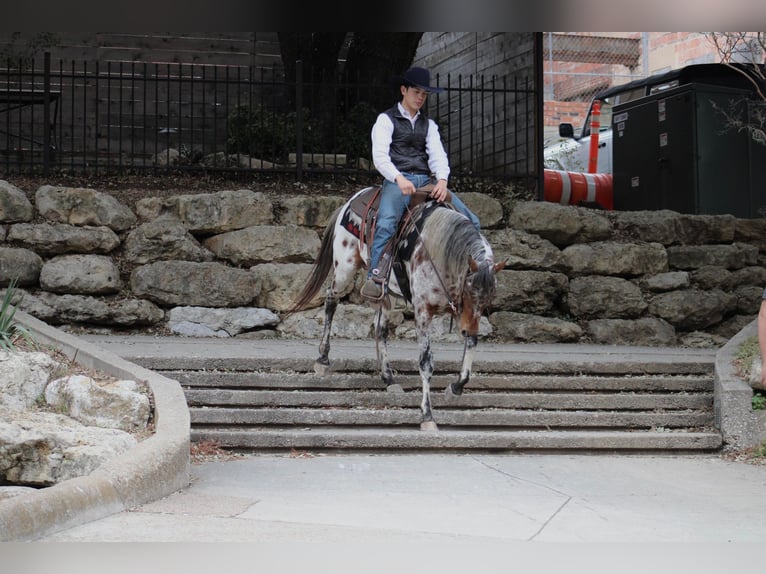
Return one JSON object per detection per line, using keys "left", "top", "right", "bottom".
{"left": 335, "top": 102, "right": 378, "bottom": 161}
{"left": 227, "top": 102, "right": 377, "bottom": 165}
{"left": 226, "top": 105, "right": 324, "bottom": 162}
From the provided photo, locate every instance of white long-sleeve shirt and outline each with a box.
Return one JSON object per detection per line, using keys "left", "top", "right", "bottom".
{"left": 370, "top": 102, "right": 450, "bottom": 184}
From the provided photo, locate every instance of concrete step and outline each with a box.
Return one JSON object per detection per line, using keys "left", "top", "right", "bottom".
{"left": 94, "top": 335, "right": 721, "bottom": 454}
{"left": 191, "top": 427, "right": 723, "bottom": 452}
{"left": 179, "top": 368, "right": 718, "bottom": 452}
{"left": 170, "top": 371, "right": 715, "bottom": 392}
{"left": 185, "top": 388, "right": 713, "bottom": 410}
{"left": 190, "top": 406, "right": 713, "bottom": 428}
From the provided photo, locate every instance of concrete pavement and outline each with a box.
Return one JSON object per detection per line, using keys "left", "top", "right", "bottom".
{"left": 33, "top": 451, "right": 766, "bottom": 543}
{"left": 4, "top": 314, "right": 766, "bottom": 558}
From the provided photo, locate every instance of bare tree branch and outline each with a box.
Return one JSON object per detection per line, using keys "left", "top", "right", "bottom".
{"left": 705, "top": 32, "right": 766, "bottom": 101}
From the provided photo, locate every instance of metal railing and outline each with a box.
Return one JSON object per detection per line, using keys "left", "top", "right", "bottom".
{"left": 0, "top": 53, "right": 537, "bottom": 188}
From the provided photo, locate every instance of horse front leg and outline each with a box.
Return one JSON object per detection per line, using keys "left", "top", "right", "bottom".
{"left": 314, "top": 289, "right": 338, "bottom": 375}
{"left": 375, "top": 304, "right": 402, "bottom": 392}
{"left": 417, "top": 332, "right": 438, "bottom": 431}
{"left": 446, "top": 335, "right": 477, "bottom": 397}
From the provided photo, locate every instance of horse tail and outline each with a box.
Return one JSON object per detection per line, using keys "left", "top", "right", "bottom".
{"left": 284, "top": 206, "right": 341, "bottom": 316}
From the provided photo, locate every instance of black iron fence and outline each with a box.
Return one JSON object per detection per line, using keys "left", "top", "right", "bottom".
{"left": 0, "top": 53, "right": 537, "bottom": 187}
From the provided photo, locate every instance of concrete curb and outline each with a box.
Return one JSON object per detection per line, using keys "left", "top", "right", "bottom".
{"left": 0, "top": 311, "right": 190, "bottom": 542}
{"left": 714, "top": 318, "right": 766, "bottom": 450}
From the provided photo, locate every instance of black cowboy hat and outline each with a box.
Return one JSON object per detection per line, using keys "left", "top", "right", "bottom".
{"left": 392, "top": 67, "right": 445, "bottom": 93}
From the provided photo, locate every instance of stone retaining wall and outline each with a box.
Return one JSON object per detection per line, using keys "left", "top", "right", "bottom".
{"left": 2, "top": 179, "right": 766, "bottom": 347}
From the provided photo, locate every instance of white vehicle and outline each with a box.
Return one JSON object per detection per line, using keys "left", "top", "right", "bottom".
{"left": 543, "top": 63, "right": 765, "bottom": 175}
{"left": 543, "top": 99, "right": 614, "bottom": 174}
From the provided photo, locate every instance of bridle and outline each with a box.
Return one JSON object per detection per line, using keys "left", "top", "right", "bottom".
{"left": 404, "top": 202, "right": 458, "bottom": 316}
{"left": 404, "top": 202, "right": 494, "bottom": 330}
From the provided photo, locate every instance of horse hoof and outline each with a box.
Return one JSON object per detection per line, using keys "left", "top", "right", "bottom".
{"left": 444, "top": 383, "right": 463, "bottom": 397}
{"left": 314, "top": 361, "right": 332, "bottom": 376}
{"left": 386, "top": 383, "right": 404, "bottom": 393}
{"left": 445, "top": 383, "right": 463, "bottom": 397}
{"left": 420, "top": 421, "right": 439, "bottom": 432}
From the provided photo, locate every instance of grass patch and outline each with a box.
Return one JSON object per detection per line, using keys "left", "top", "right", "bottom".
{"left": 733, "top": 334, "right": 766, "bottom": 411}
{"left": 733, "top": 334, "right": 759, "bottom": 380}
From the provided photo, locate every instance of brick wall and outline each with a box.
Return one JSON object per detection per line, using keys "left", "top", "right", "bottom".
{"left": 544, "top": 100, "right": 589, "bottom": 131}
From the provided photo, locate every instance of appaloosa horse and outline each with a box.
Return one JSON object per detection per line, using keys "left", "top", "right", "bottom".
{"left": 287, "top": 186, "right": 505, "bottom": 431}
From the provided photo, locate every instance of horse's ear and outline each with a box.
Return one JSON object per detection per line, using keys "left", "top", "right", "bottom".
{"left": 493, "top": 259, "right": 508, "bottom": 273}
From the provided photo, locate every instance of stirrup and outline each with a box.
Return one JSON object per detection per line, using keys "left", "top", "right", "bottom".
{"left": 361, "top": 275, "right": 387, "bottom": 302}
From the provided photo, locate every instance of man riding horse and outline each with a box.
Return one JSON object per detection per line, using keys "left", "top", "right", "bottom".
{"left": 362, "top": 66, "right": 481, "bottom": 302}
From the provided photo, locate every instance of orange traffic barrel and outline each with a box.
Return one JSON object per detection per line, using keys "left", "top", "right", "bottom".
{"left": 543, "top": 169, "right": 613, "bottom": 210}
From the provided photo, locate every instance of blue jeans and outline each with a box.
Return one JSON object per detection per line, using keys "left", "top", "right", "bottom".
{"left": 368, "top": 173, "right": 481, "bottom": 276}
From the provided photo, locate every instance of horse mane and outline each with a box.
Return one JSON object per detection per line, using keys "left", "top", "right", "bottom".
{"left": 419, "top": 207, "right": 494, "bottom": 290}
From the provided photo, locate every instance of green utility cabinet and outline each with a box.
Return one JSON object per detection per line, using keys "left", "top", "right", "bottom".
{"left": 612, "top": 83, "right": 766, "bottom": 217}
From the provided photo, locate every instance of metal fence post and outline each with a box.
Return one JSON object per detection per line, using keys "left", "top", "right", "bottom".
{"left": 295, "top": 59, "right": 303, "bottom": 182}
{"left": 43, "top": 51, "right": 51, "bottom": 175}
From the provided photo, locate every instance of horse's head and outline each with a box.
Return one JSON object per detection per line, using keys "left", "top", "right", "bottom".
{"left": 458, "top": 257, "right": 506, "bottom": 339}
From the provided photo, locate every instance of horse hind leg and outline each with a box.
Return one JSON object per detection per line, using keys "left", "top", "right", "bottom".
{"left": 314, "top": 288, "right": 338, "bottom": 375}
{"left": 374, "top": 304, "right": 403, "bottom": 393}
{"left": 315, "top": 245, "right": 360, "bottom": 375}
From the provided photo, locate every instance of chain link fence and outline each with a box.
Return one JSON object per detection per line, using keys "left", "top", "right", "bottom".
{"left": 543, "top": 32, "right": 766, "bottom": 144}
{"left": 543, "top": 32, "right": 648, "bottom": 142}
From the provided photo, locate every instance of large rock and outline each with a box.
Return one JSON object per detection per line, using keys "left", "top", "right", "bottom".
{"left": 0, "top": 180, "right": 33, "bottom": 223}
{"left": 44, "top": 375, "right": 151, "bottom": 432}
{"left": 485, "top": 228, "right": 563, "bottom": 270}
{"left": 585, "top": 317, "right": 677, "bottom": 346}
{"left": 167, "top": 306, "right": 279, "bottom": 337}
{"left": 0, "top": 407, "right": 137, "bottom": 486}
{"left": 123, "top": 215, "right": 215, "bottom": 264}
{"left": 0, "top": 351, "right": 60, "bottom": 411}
{"left": 0, "top": 350, "right": 152, "bottom": 488}
{"left": 278, "top": 195, "right": 347, "bottom": 229}
{"left": 457, "top": 192, "right": 505, "bottom": 228}
{"left": 203, "top": 224, "right": 321, "bottom": 266}
{"left": 18, "top": 291, "right": 165, "bottom": 327}
{"left": 40, "top": 254, "right": 122, "bottom": 295}
{"left": 667, "top": 243, "right": 758, "bottom": 270}
{"left": 488, "top": 311, "right": 583, "bottom": 343}
{"left": 610, "top": 210, "right": 736, "bottom": 246}
{"left": 277, "top": 304, "right": 380, "bottom": 339}
{"left": 648, "top": 289, "right": 738, "bottom": 330}
{"left": 131, "top": 260, "right": 259, "bottom": 307}
{"left": 565, "top": 275, "right": 647, "bottom": 319}
{"left": 508, "top": 201, "right": 612, "bottom": 246}
{"left": 0, "top": 247, "right": 43, "bottom": 287}
{"left": 35, "top": 185, "right": 137, "bottom": 232}
{"left": 691, "top": 266, "right": 733, "bottom": 290}
{"left": 251, "top": 262, "right": 331, "bottom": 312}
{"left": 561, "top": 241, "right": 667, "bottom": 277}
{"left": 137, "top": 189, "right": 274, "bottom": 233}
{"left": 7, "top": 223, "right": 120, "bottom": 255}
{"left": 493, "top": 269, "right": 568, "bottom": 313}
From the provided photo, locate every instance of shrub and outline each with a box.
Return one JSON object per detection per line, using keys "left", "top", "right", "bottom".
{"left": 226, "top": 105, "right": 323, "bottom": 163}
{"left": 0, "top": 277, "right": 34, "bottom": 351}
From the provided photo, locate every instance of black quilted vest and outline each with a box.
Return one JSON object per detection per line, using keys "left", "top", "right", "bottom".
{"left": 384, "top": 105, "right": 430, "bottom": 175}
